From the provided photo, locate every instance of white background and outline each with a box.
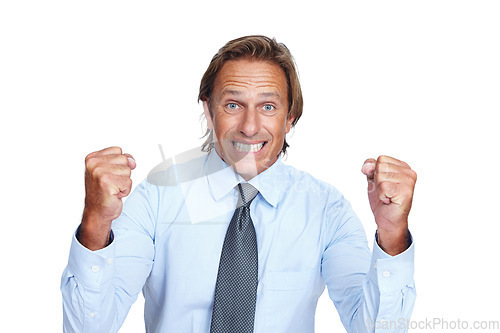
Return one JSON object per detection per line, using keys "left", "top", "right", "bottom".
{"left": 1, "top": 1, "right": 499, "bottom": 332}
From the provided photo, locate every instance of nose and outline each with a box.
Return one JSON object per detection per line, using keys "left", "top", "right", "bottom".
{"left": 239, "top": 107, "right": 261, "bottom": 137}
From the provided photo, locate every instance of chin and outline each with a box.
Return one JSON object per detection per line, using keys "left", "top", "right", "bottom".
{"left": 232, "top": 159, "right": 262, "bottom": 180}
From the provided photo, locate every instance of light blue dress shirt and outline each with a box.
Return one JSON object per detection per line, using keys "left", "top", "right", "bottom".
{"left": 61, "top": 150, "right": 415, "bottom": 332}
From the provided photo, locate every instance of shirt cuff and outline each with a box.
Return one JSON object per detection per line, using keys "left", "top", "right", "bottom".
{"left": 367, "top": 232, "right": 415, "bottom": 294}
{"left": 68, "top": 228, "right": 116, "bottom": 291}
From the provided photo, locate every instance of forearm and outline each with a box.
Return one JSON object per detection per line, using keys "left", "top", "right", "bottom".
{"left": 62, "top": 221, "right": 154, "bottom": 332}
{"left": 351, "top": 236, "right": 416, "bottom": 333}
{"left": 61, "top": 233, "right": 122, "bottom": 333}
{"left": 376, "top": 225, "right": 411, "bottom": 256}
{"left": 62, "top": 176, "right": 157, "bottom": 332}
{"left": 323, "top": 190, "right": 416, "bottom": 332}
{"left": 77, "top": 210, "right": 113, "bottom": 251}
{"left": 324, "top": 231, "right": 416, "bottom": 333}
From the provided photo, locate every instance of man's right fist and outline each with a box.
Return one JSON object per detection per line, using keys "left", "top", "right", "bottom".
{"left": 78, "top": 146, "right": 136, "bottom": 250}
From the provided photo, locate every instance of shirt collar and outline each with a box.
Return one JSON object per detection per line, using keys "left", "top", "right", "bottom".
{"left": 206, "top": 150, "right": 285, "bottom": 207}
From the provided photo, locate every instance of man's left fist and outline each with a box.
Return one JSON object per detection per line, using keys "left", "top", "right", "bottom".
{"left": 361, "top": 155, "right": 417, "bottom": 255}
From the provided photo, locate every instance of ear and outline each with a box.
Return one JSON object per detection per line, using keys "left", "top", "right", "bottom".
{"left": 203, "top": 100, "right": 213, "bottom": 130}
{"left": 285, "top": 116, "right": 295, "bottom": 134}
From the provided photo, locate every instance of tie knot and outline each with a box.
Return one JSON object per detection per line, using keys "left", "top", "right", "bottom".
{"left": 237, "top": 183, "right": 258, "bottom": 207}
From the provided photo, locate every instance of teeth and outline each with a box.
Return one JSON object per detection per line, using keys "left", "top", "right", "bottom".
{"left": 233, "top": 142, "right": 265, "bottom": 153}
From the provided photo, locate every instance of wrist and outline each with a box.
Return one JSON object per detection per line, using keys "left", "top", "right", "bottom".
{"left": 78, "top": 209, "right": 113, "bottom": 251}
{"left": 376, "top": 226, "right": 410, "bottom": 256}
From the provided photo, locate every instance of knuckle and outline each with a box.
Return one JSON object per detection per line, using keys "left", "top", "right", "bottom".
{"left": 117, "top": 154, "right": 129, "bottom": 165}
{"left": 119, "top": 173, "right": 130, "bottom": 182}
{"left": 109, "top": 154, "right": 127, "bottom": 166}
{"left": 378, "top": 181, "right": 394, "bottom": 193}
{"left": 375, "top": 161, "right": 387, "bottom": 174}
{"left": 108, "top": 146, "right": 123, "bottom": 155}
{"left": 88, "top": 165, "right": 102, "bottom": 179}
{"left": 385, "top": 172, "right": 395, "bottom": 181}
{"left": 85, "top": 156, "right": 97, "bottom": 169}
{"left": 98, "top": 172, "right": 113, "bottom": 187}
{"left": 377, "top": 180, "right": 388, "bottom": 191}
{"left": 410, "top": 169, "right": 418, "bottom": 182}
{"left": 85, "top": 152, "right": 94, "bottom": 163}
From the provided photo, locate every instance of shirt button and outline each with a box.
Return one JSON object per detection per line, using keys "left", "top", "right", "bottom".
{"left": 91, "top": 265, "right": 100, "bottom": 273}
{"left": 382, "top": 270, "right": 391, "bottom": 278}
{"left": 89, "top": 312, "right": 96, "bottom": 318}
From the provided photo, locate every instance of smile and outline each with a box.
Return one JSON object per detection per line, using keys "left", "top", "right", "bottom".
{"left": 232, "top": 141, "right": 265, "bottom": 153}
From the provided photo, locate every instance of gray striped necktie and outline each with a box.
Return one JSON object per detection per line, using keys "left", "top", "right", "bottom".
{"left": 210, "top": 183, "right": 259, "bottom": 333}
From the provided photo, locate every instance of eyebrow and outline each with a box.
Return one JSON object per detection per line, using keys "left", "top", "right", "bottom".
{"left": 220, "top": 89, "right": 243, "bottom": 98}
{"left": 258, "top": 91, "right": 281, "bottom": 99}
{"left": 220, "top": 89, "right": 281, "bottom": 99}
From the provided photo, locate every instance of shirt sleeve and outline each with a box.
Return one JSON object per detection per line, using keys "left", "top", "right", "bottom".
{"left": 60, "top": 180, "right": 158, "bottom": 333}
{"left": 364, "top": 235, "right": 416, "bottom": 333}
{"left": 321, "top": 197, "right": 416, "bottom": 333}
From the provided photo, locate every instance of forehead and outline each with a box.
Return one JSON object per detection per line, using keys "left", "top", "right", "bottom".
{"left": 214, "top": 59, "right": 288, "bottom": 95}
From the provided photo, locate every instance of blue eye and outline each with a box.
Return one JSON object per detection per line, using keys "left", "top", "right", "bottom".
{"left": 263, "top": 105, "right": 274, "bottom": 112}
{"left": 227, "top": 103, "right": 238, "bottom": 109}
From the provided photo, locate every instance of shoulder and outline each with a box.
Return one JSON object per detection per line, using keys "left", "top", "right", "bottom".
{"left": 276, "top": 163, "right": 361, "bottom": 238}
{"left": 279, "top": 162, "right": 345, "bottom": 205}
{"left": 145, "top": 148, "right": 208, "bottom": 187}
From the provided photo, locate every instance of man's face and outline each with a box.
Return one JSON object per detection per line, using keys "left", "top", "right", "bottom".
{"left": 204, "top": 58, "right": 294, "bottom": 180}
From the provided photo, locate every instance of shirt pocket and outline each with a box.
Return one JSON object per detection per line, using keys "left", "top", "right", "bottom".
{"left": 263, "top": 269, "right": 320, "bottom": 332}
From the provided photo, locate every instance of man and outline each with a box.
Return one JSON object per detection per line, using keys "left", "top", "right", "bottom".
{"left": 61, "top": 35, "right": 417, "bottom": 332}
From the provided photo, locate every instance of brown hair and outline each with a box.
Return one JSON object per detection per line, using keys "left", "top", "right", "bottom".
{"left": 198, "top": 35, "right": 303, "bottom": 155}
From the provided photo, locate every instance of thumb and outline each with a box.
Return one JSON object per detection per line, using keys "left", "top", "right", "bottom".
{"left": 361, "top": 158, "right": 376, "bottom": 181}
